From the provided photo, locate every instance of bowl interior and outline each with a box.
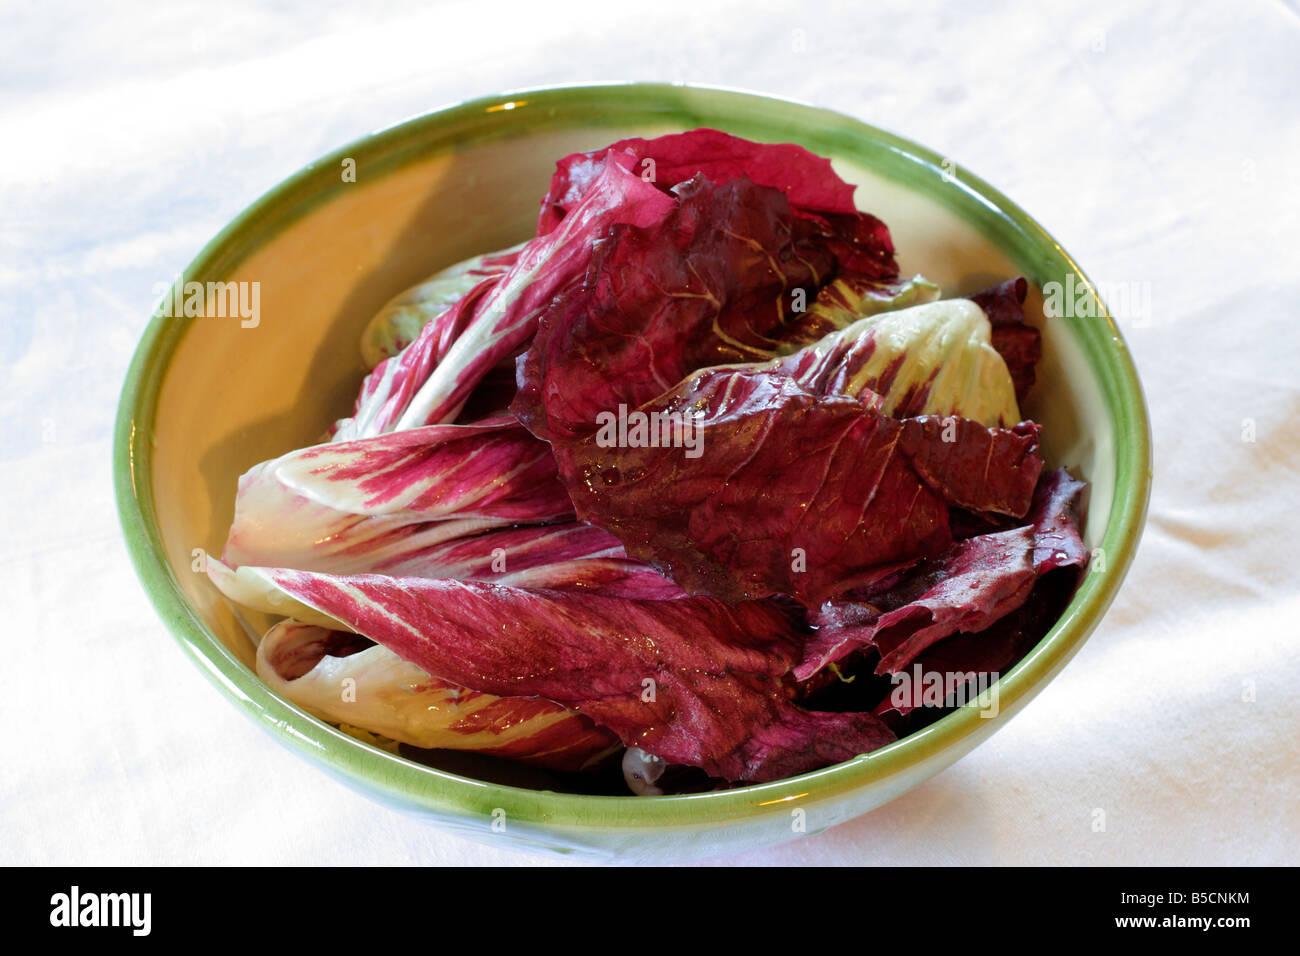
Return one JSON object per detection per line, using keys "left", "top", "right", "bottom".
{"left": 117, "top": 84, "right": 1148, "bottom": 857}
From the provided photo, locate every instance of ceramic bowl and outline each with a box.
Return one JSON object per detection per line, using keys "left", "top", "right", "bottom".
{"left": 114, "top": 83, "right": 1151, "bottom": 861}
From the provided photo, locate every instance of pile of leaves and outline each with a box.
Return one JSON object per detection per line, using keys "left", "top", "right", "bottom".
{"left": 210, "top": 130, "right": 1089, "bottom": 792}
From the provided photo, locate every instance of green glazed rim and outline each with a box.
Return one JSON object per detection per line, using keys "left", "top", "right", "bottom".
{"left": 114, "top": 83, "right": 1152, "bottom": 835}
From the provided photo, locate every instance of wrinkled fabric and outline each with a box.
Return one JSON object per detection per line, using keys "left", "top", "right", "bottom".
{"left": 5, "top": 0, "right": 1297, "bottom": 866}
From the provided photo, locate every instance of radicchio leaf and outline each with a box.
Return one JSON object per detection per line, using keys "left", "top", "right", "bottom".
{"left": 796, "top": 467, "right": 1090, "bottom": 683}
{"left": 551, "top": 364, "right": 1042, "bottom": 606}
{"left": 333, "top": 153, "right": 676, "bottom": 440}
{"left": 218, "top": 415, "right": 572, "bottom": 575}
{"left": 359, "top": 243, "right": 525, "bottom": 369}
{"left": 538, "top": 127, "right": 876, "bottom": 231}
{"left": 1026, "top": 467, "right": 1090, "bottom": 574}
{"left": 772, "top": 297, "right": 1023, "bottom": 426}
{"left": 514, "top": 172, "right": 901, "bottom": 443}
{"left": 256, "top": 572, "right": 896, "bottom": 784}
{"left": 896, "top": 416, "right": 1042, "bottom": 518}
{"left": 208, "top": 518, "right": 685, "bottom": 625}
{"left": 257, "top": 620, "right": 619, "bottom": 770}
{"left": 797, "top": 273, "right": 940, "bottom": 339}
{"left": 364, "top": 522, "right": 685, "bottom": 599}
{"left": 794, "top": 526, "right": 1037, "bottom": 679}
{"left": 969, "top": 277, "right": 1041, "bottom": 404}
{"left": 873, "top": 520, "right": 1089, "bottom": 722}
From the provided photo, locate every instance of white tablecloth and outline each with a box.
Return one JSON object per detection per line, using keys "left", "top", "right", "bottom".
{"left": 3, "top": 0, "right": 1297, "bottom": 865}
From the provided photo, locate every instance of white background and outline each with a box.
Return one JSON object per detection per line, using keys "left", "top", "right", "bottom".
{"left": 2, "top": 0, "right": 1297, "bottom": 865}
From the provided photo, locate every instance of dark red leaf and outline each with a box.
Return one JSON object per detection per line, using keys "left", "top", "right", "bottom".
{"left": 262, "top": 570, "right": 895, "bottom": 784}
{"left": 970, "top": 277, "right": 1041, "bottom": 403}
